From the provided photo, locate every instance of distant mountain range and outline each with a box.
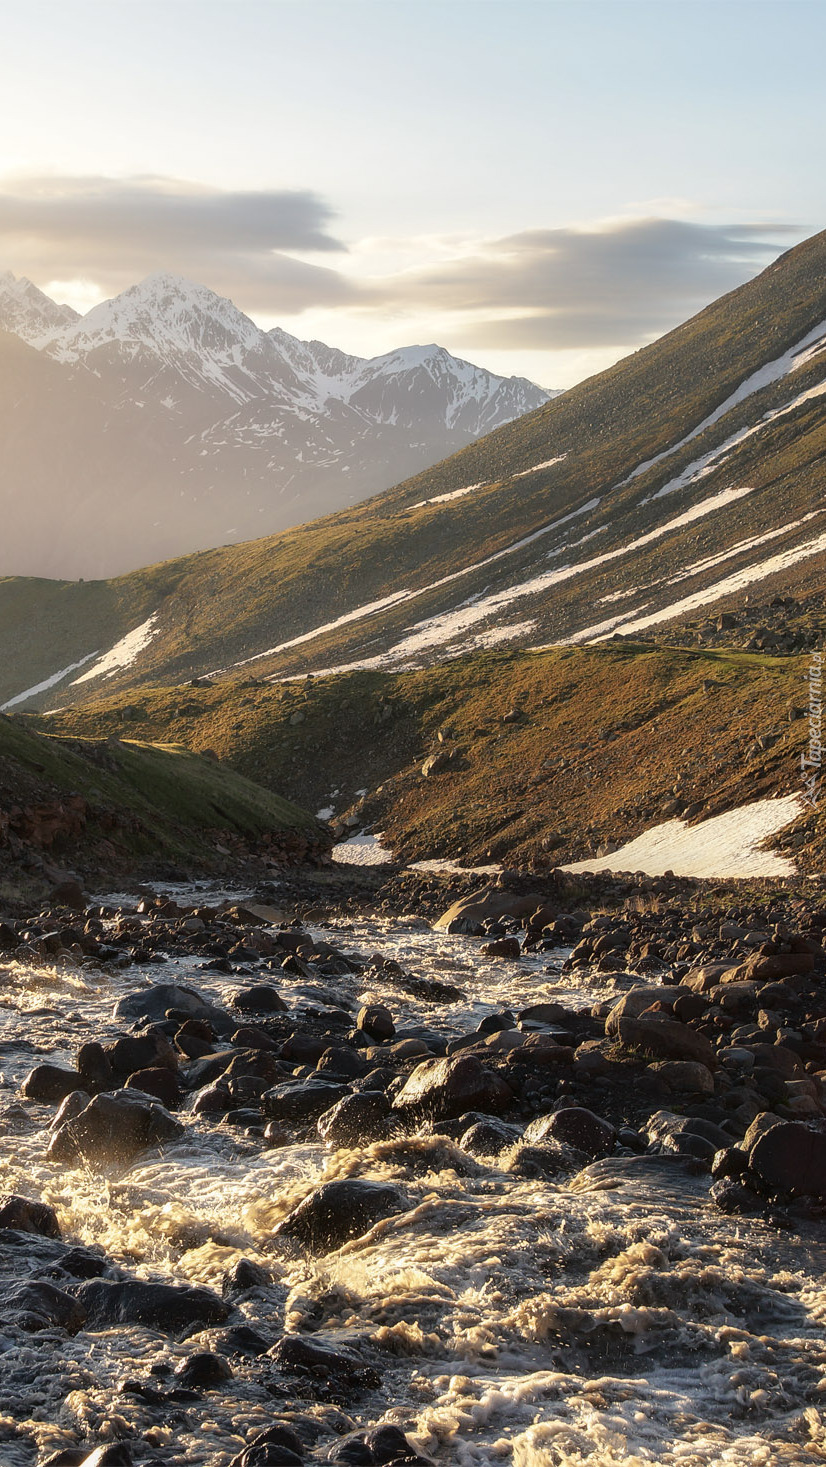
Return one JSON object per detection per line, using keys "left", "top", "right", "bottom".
{"left": 1, "top": 229, "right": 825, "bottom": 715}
{"left": 0, "top": 271, "right": 553, "bottom": 578}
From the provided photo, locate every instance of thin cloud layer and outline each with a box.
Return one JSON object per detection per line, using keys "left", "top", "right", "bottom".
{"left": 0, "top": 175, "right": 358, "bottom": 310}
{"left": 0, "top": 177, "right": 792, "bottom": 353}
{"left": 372, "top": 218, "right": 792, "bottom": 348}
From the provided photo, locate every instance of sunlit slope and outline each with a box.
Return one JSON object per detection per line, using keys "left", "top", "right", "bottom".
{"left": 2, "top": 229, "right": 826, "bottom": 708}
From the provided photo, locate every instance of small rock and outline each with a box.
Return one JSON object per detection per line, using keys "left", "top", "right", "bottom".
{"left": 525, "top": 1106, "right": 616, "bottom": 1158}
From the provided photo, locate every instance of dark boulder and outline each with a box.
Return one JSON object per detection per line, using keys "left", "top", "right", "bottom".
{"left": 269, "top": 1333, "right": 380, "bottom": 1389}
{"left": 48, "top": 1089, "right": 184, "bottom": 1166}
{"left": 21, "top": 1064, "right": 83, "bottom": 1103}
{"left": 749, "top": 1121, "right": 826, "bottom": 1197}
{"left": 393, "top": 1054, "right": 512, "bottom": 1121}
{"left": 0, "top": 1194, "right": 61, "bottom": 1236}
{"left": 273, "top": 1178, "right": 406, "bottom": 1253}
{"left": 76, "top": 1278, "right": 229, "bottom": 1331}
{"left": 317, "top": 1091, "right": 391, "bottom": 1147}
{"left": 525, "top": 1106, "right": 616, "bottom": 1158}
{"left": 263, "top": 1080, "right": 349, "bottom": 1124}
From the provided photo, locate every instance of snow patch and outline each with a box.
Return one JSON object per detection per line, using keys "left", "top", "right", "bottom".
{"left": 0, "top": 651, "right": 100, "bottom": 710}
{"left": 331, "top": 832, "right": 395, "bottom": 866}
{"left": 563, "top": 795, "right": 802, "bottom": 878}
{"left": 72, "top": 614, "right": 159, "bottom": 683}
{"left": 622, "top": 316, "right": 826, "bottom": 488}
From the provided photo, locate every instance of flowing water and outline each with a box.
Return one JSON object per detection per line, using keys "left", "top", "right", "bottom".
{"left": 2, "top": 894, "right": 826, "bottom": 1466}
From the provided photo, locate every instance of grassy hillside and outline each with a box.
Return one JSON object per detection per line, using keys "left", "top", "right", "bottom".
{"left": 2, "top": 228, "right": 826, "bottom": 705}
{"left": 34, "top": 641, "right": 817, "bottom": 870}
{"left": 0, "top": 713, "right": 327, "bottom": 894}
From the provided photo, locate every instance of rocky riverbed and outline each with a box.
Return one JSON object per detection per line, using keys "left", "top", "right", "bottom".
{"left": 3, "top": 868, "right": 826, "bottom": 1467}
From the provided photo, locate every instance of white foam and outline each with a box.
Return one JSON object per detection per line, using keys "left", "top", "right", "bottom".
{"left": 563, "top": 794, "right": 802, "bottom": 877}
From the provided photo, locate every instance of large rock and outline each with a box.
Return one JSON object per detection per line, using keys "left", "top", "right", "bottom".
{"left": 269, "top": 1333, "right": 379, "bottom": 1388}
{"left": 6, "top": 1279, "right": 86, "bottom": 1332}
{"left": 273, "top": 1177, "right": 406, "bottom": 1253}
{"left": 613, "top": 1015, "right": 715, "bottom": 1067}
{"left": 723, "top": 953, "right": 815, "bottom": 983}
{"left": 76, "top": 1278, "right": 229, "bottom": 1331}
{"left": 0, "top": 1194, "right": 61, "bottom": 1236}
{"left": 749, "top": 1121, "right": 826, "bottom": 1197}
{"left": 317, "top": 1091, "right": 391, "bottom": 1147}
{"left": 48, "top": 1089, "right": 184, "bottom": 1166}
{"left": 263, "top": 1079, "right": 349, "bottom": 1124}
{"left": 433, "top": 884, "right": 541, "bottom": 933}
{"left": 525, "top": 1107, "right": 616, "bottom": 1158}
{"left": 648, "top": 1061, "right": 714, "bottom": 1094}
{"left": 113, "top": 982, "right": 232, "bottom": 1032}
{"left": 605, "top": 987, "right": 684, "bottom": 1032}
{"left": 21, "top": 1064, "right": 83, "bottom": 1103}
{"left": 392, "top": 1053, "right": 512, "bottom": 1120}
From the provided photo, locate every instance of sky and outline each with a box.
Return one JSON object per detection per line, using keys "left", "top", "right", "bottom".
{"left": 0, "top": 0, "right": 824, "bottom": 388}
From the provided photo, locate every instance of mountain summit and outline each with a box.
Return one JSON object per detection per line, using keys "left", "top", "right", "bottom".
{"left": 0, "top": 272, "right": 553, "bottom": 577}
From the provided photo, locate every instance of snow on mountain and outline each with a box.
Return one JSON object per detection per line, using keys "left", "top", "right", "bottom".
{"left": 0, "top": 271, "right": 78, "bottom": 345}
{"left": 37, "top": 273, "right": 552, "bottom": 428}
{"left": 0, "top": 272, "right": 554, "bottom": 576}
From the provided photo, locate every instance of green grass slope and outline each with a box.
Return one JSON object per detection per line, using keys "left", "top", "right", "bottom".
{"left": 0, "top": 712, "right": 327, "bottom": 891}
{"left": 34, "top": 641, "right": 818, "bottom": 871}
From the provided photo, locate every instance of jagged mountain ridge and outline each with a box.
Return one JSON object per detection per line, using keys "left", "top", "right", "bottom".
{"left": 1, "top": 228, "right": 825, "bottom": 712}
{"left": 0, "top": 272, "right": 552, "bottom": 578}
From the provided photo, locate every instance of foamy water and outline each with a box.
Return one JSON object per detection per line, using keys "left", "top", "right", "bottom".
{"left": 2, "top": 903, "right": 826, "bottom": 1466}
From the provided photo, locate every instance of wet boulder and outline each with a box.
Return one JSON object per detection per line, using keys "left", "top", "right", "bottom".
{"left": 48, "top": 1089, "right": 185, "bottom": 1166}
{"left": 269, "top": 1333, "right": 380, "bottom": 1389}
{"left": 76, "top": 1278, "right": 230, "bottom": 1331}
{"left": 232, "top": 985, "right": 288, "bottom": 1014}
{"left": 613, "top": 1014, "right": 715, "bottom": 1067}
{"left": 124, "top": 1066, "right": 181, "bottom": 1108}
{"left": 175, "top": 1350, "right": 233, "bottom": 1389}
{"left": 748, "top": 1120, "right": 826, "bottom": 1197}
{"left": 263, "top": 1079, "right": 350, "bottom": 1124}
{"left": 113, "top": 982, "right": 233, "bottom": 1033}
{"left": 106, "top": 1030, "right": 179, "bottom": 1078}
{"left": 460, "top": 1116, "right": 522, "bottom": 1157}
{"left": 356, "top": 1004, "right": 395, "bottom": 1042}
{"left": 273, "top": 1177, "right": 407, "bottom": 1253}
{"left": 0, "top": 1193, "right": 61, "bottom": 1237}
{"left": 21, "top": 1063, "right": 83, "bottom": 1103}
{"left": 480, "top": 936, "right": 522, "bottom": 959}
{"left": 317, "top": 1091, "right": 391, "bottom": 1147}
{"left": 6, "top": 1279, "right": 86, "bottom": 1332}
{"left": 329, "top": 1424, "right": 428, "bottom": 1464}
{"left": 229, "top": 1424, "right": 306, "bottom": 1467}
{"left": 525, "top": 1106, "right": 616, "bottom": 1158}
{"left": 392, "top": 1053, "right": 512, "bottom": 1121}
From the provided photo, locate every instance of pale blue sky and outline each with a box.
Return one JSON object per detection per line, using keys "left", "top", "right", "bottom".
{"left": 1, "top": 0, "right": 824, "bottom": 384}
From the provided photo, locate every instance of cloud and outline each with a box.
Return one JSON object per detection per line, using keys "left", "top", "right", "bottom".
{"left": 366, "top": 217, "right": 795, "bottom": 349}
{"left": 0, "top": 174, "right": 359, "bottom": 310}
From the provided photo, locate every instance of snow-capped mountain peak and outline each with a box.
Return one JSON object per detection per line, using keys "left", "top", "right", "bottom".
{"left": 0, "top": 271, "right": 79, "bottom": 346}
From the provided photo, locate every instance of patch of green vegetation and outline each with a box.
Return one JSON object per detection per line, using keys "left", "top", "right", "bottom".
{"left": 34, "top": 641, "right": 815, "bottom": 869}
{"left": 0, "top": 713, "right": 322, "bottom": 878}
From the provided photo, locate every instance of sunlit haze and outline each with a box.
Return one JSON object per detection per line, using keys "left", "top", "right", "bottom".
{"left": 1, "top": 0, "right": 824, "bottom": 385}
